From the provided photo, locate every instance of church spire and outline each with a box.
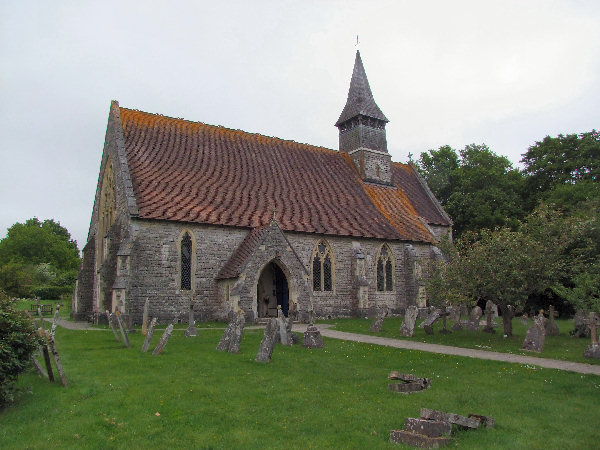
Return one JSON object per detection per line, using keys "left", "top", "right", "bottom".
{"left": 336, "top": 50, "right": 388, "bottom": 127}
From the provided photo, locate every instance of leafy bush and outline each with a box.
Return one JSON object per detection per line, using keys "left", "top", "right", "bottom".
{"left": 0, "top": 291, "right": 42, "bottom": 406}
{"left": 30, "top": 285, "right": 73, "bottom": 300}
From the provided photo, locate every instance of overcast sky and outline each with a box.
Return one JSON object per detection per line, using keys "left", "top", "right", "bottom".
{"left": 1, "top": 0, "right": 599, "bottom": 250}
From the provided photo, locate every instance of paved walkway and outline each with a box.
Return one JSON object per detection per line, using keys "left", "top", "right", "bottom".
{"left": 53, "top": 319, "right": 600, "bottom": 375}
{"left": 292, "top": 324, "right": 600, "bottom": 376}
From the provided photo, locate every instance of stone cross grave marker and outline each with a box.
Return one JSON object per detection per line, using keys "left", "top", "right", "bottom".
{"left": 369, "top": 305, "right": 389, "bottom": 332}
{"left": 184, "top": 296, "right": 199, "bottom": 337}
{"left": 141, "top": 317, "right": 157, "bottom": 352}
{"left": 483, "top": 300, "right": 496, "bottom": 334}
{"left": 400, "top": 305, "right": 419, "bottom": 337}
{"left": 256, "top": 318, "right": 278, "bottom": 363}
{"left": 583, "top": 312, "right": 600, "bottom": 360}
{"left": 141, "top": 298, "right": 149, "bottom": 336}
{"left": 545, "top": 304, "right": 560, "bottom": 336}
{"left": 115, "top": 311, "right": 130, "bottom": 348}
{"left": 152, "top": 323, "right": 174, "bottom": 355}
{"left": 466, "top": 306, "right": 482, "bottom": 331}
{"left": 521, "top": 310, "right": 546, "bottom": 352}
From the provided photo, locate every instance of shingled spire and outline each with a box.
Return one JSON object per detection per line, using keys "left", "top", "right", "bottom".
{"left": 336, "top": 50, "right": 393, "bottom": 185}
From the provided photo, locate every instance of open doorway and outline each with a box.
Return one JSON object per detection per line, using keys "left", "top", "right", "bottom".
{"left": 256, "top": 261, "right": 289, "bottom": 318}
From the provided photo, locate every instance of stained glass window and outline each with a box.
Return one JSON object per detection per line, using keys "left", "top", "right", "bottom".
{"left": 181, "top": 232, "right": 192, "bottom": 290}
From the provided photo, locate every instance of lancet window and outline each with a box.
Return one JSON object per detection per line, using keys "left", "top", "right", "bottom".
{"left": 312, "top": 240, "right": 333, "bottom": 292}
{"left": 376, "top": 244, "right": 394, "bottom": 292}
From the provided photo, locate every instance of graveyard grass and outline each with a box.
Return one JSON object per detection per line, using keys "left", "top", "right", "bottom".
{"left": 2, "top": 322, "right": 600, "bottom": 448}
{"left": 327, "top": 317, "right": 600, "bottom": 365}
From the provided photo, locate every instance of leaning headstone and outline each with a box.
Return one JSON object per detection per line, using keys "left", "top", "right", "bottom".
{"left": 420, "top": 309, "right": 441, "bottom": 335}
{"left": 400, "top": 305, "right": 419, "bottom": 337}
{"left": 277, "top": 306, "right": 290, "bottom": 345}
{"left": 141, "top": 317, "right": 157, "bottom": 352}
{"left": 184, "top": 298, "right": 199, "bottom": 337}
{"left": 106, "top": 310, "right": 120, "bottom": 342}
{"left": 228, "top": 311, "right": 246, "bottom": 354}
{"left": 583, "top": 312, "right": 600, "bottom": 360}
{"left": 545, "top": 304, "right": 560, "bottom": 336}
{"left": 286, "top": 317, "right": 299, "bottom": 345}
{"left": 217, "top": 315, "right": 237, "bottom": 352}
{"left": 571, "top": 309, "right": 590, "bottom": 338}
{"left": 152, "top": 323, "right": 174, "bottom": 355}
{"left": 521, "top": 312, "right": 546, "bottom": 353}
{"left": 115, "top": 311, "right": 130, "bottom": 348}
{"left": 369, "top": 305, "right": 389, "bottom": 332}
{"left": 483, "top": 301, "right": 496, "bottom": 334}
{"left": 302, "top": 323, "right": 324, "bottom": 348}
{"left": 141, "top": 298, "right": 149, "bottom": 336}
{"left": 256, "top": 318, "right": 278, "bottom": 363}
{"left": 466, "top": 306, "right": 482, "bottom": 331}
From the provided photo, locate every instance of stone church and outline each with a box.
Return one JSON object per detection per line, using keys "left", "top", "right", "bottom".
{"left": 73, "top": 51, "right": 451, "bottom": 324}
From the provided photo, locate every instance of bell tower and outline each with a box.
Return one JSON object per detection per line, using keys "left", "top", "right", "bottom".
{"left": 336, "top": 51, "right": 392, "bottom": 185}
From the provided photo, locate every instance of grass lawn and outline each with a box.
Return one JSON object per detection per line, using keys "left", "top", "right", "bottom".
{"left": 324, "top": 317, "right": 600, "bottom": 365}
{"left": 1, "top": 324, "right": 599, "bottom": 449}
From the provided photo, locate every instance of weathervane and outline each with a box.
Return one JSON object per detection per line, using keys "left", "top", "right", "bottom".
{"left": 408, "top": 152, "right": 413, "bottom": 162}
{"left": 355, "top": 35, "right": 360, "bottom": 51}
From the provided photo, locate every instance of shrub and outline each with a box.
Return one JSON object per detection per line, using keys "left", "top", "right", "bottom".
{"left": 0, "top": 290, "right": 42, "bottom": 406}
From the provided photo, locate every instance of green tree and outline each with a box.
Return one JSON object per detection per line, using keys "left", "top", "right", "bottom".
{"left": 417, "top": 145, "right": 459, "bottom": 205}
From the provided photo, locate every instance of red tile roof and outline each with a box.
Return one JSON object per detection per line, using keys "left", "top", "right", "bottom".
{"left": 119, "top": 106, "right": 449, "bottom": 242}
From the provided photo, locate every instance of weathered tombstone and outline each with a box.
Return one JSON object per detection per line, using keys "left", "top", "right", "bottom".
{"left": 583, "top": 312, "right": 600, "bottom": 360}
{"left": 228, "top": 310, "right": 246, "bottom": 354}
{"left": 286, "top": 317, "right": 299, "bottom": 345}
{"left": 448, "top": 306, "right": 461, "bottom": 323}
{"left": 545, "top": 304, "right": 560, "bottom": 336}
{"left": 302, "top": 323, "right": 324, "bottom": 348}
{"left": 420, "top": 408, "right": 480, "bottom": 429}
{"left": 152, "top": 323, "right": 174, "bottom": 355}
{"left": 483, "top": 301, "right": 496, "bottom": 334}
{"left": 184, "top": 297, "right": 199, "bottom": 337}
{"left": 400, "top": 305, "right": 419, "bottom": 337}
{"left": 369, "top": 305, "right": 389, "bottom": 332}
{"left": 105, "top": 310, "right": 121, "bottom": 342}
{"left": 420, "top": 309, "right": 441, "bottom": 335}
{"left": 256, "top": 318, "right": 278, "bottom": 363}
{"left": 141, "top": 298, "right": 149, "bottom": 336}
{"left": 216, "top": 315, "right": 237, "bottom": 352}
{"left": 115, "top": 311, "right": 131, "bottom": 348}
{"left": 571, "top": 309, "right": 590, "bottom": 338}
{"left": 466, "top": 306, "right": 482, "bottom": 331}
{"left": 438, "top": 307, "right": 452, "bottom": 334}
{"left": 388, "top": 372, "right": 431, "bottom": 393}
{"left": 521, "top": 311, "right": 546, "bottom": 353}
{"left": 141, "top": 317, "right": 157, "bottom": 352}
{"left": 48, "top": 304, "right": 68, "bottom": 386}
{"left": 277, "top": 306, "right": 290, "bottom": 345}
{"left": 520, "top": 313, "right": 529, "bottom": 326}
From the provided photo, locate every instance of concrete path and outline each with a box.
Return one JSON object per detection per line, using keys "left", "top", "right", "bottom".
{"left": 292, "top": 324, "right": 600, "bottom": 376}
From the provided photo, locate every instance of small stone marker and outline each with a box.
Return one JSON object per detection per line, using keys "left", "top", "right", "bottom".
{"left": 583, "top": 312, "right": 600, "bottom": 360}
{"left": 400, "top": 305, "right": 419, "bottom": 337}
{"left": 420, "top": 309, "right": 441, "bottom": 335}
{"left": 420, "top": 408, "right": 480, "bottom": 429}
{"left": 466, "top": 306, "right": 482, "bottom": 331}
{"left": 302, "top": 323, "right": 324, "bottom": 348}
{"left": 141, "top": 298, "right": 149, "bottom": 336}
{"left": 544, "top": 304, "right": 560, "bottom": 336}
{"left": 106, "top": 310, "right": 121, "bottom": 342}
{"left": 152, "top": 323, "right": 174, "bottom": 355}
{"left": 571, "top": 309, "right": 590, "bottom": 338}
{"left": 256, "top": 318, "right": 278, "bottom": 363}
{"left": 404, "top": 417, "right": 452, "bottom": 437}
{"left": 115, "top": 311, "right": 131, "bottom": 348}
{"left": 141, "top": 317, "right": 157, "bottom": 352}
{"left": 522, "top": 311, "right": 546, "bottom": 353}
{"left": 228, "top": 310, "right": 246, "bottom": 354}
{"left": 388, "top": 372, "right": 431, "bottom": 393}
{"left": 483, "top": 300, "right": 496, "bottom": 334}
{"left": 184, "top": 297, "right": 199, "bottom": 337}
{"left": 520, "top": 313, "right": 529, "bottom": 326}
{"left": 369, "top": 305, "right": 389, "bottom": 332}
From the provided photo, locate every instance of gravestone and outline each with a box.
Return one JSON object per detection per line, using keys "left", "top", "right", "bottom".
{"left": 438, "top": 308, "right": 452, "bottom": 334}
{"left": 141, "top": 317, "right": 157, "bottom": 352}
{"left": 286, "top": 317, "right": 299, "bottom": 345}
{"left": 217, "top": 314, "right": 237, "bottom": 352}
{"left": 302, "top": 323, "right": 324, "bottom": 348}
{"left": 228, "top": 311, "right": 246, "bottom": 354}
{"left": 583, "top": 312, "right": 600, "bottom": 360}
{"left": 420, "top": 309, "right": 441, "bottom": 335}
{"left": 184, "top": 298, "right": 199, "bottom": 337}
{"left": 520, "top": 313, "right": 529, "bottom": 326}
{"left": 571, "top": 309, "right": 590, "bottom": 338}
{"left": 369, "top": 305, "right": 389, "bottom": 332}
{"left": 483, "top": 301, "right": 496, "bottom": 334}
{"left": 388, "top": 372, "right": 431, "bottom": 393}
{"left": 277, "top": 306, "right": 290, "bottom": 345}
{"left": 105, "top": 310, "right": 121, "bottom": 342}
{"left": 256, "top": 318, "right": 278, "bottom": 363}
{"left": 521, "top": 311, "right": 546, "bottom": 353}
{"left": 466, "top": 306, "right": 482, "bottom": 331}
{"left": 114, "top": 311, "right": 130, "bottom": 348}
{"left": 420, "top": 408, "right": 480, "bottom": 429}
{"left": 545, "top": 304, "right": 560, "bottom": 336}
{"left": 448, "top": 306, "right": 461, "bottom": 323}
{"left": 141, "top": 298, "right": 149, "bottom": 336}
{"left": 400, "top": 305, "right": 419, "bottom": 337}
{"left": 152, "top": 323, "right": 174, "bottom": 355}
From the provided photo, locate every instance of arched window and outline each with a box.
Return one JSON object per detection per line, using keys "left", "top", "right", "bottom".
{"left": 312, "top": 240, "right": 333, "bottom": 292}
{"left": 376, "top": 244, "right": 394, "bottom": 292}
{"left": 180, "top": 232, "right": 192, "bottom": 290}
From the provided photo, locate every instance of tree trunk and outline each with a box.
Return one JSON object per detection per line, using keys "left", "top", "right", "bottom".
{"left": 500, "top": 305, "right": 514, "bottom": 337}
